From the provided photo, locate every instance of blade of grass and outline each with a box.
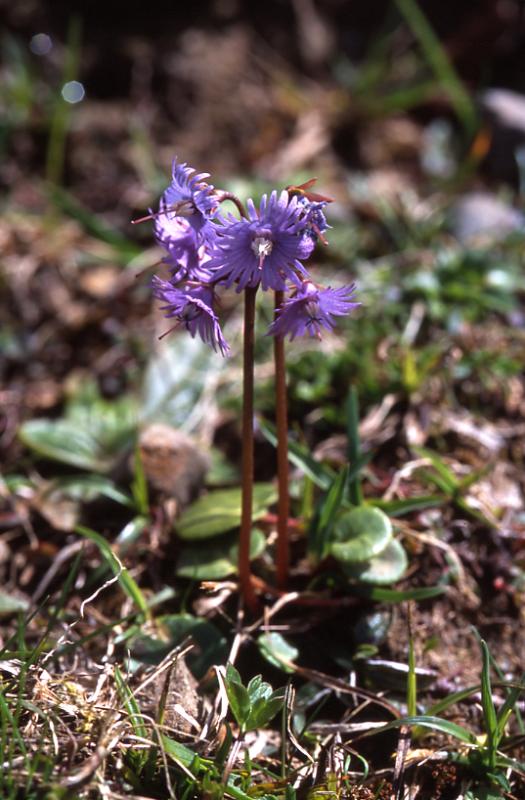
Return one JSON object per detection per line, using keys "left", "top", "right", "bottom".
{"left": 372, "top": 494, "right": 445, "bottom": 516}
{"left": 427, "top": 684, "right": 481, "bottom": 717}
{"left": 160, "top": 734, "right": 257, "bottom": 800}
{"left": 114, "top": 665, "right": 148, "bottom": 741}
{"left": 472, "top": 625, "right": 525, "bottom": 746}
{"left": 49, "top": 184, "right": 141, "bottom": 257}
{"left": 259, "top": 419, "right": 335, "bottom": 490}
{"left": 496, "top": 675, "right": 525, "bottom": 742}
{"left": 413, "top": 447, "right": 458, "bottom": 493}
{"left": 362, "top": 715, "right": 478, "bottom": 746}
{"left": 75, "top": 525, "right": 150, "bottom": 619}
{"left": 45, "top": 15, "right": 82, "bottom": 187}
{"left": 352, "top": 585, "right": 445, "bottom": 603}
{"left": 131, "top": 447, "right": 149, "bottom": 516}
{"left": 407, "top": 602, "right": 417, "bottom": 718}
{"left": 394, "top": 0, "right": 478, "bottom": 136}
{"left": 308, "top": 466, "right": 349, "bottom": 561}
{"left": 480, "top": 638, "right": 498, "bottom": 770}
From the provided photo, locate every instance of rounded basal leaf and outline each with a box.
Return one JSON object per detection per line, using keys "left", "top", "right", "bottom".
{"left": 19, "top": 388, "right": 136, "bottom": 472}
{"left": 330, "top": 507, "right": 392, "bottom": 564}
{"left": 130, "top": 613, "right": 227, "bottom": 679}
{"left": 176, "top": 529, "right": 267, "bottom": 579}
{"left": 19, "top": 419, "right": 107, "bottom": 472}
{"left": 177, "top": 484, "right": 277, "bottom": 540}
{"left": 342, "top": 539, "right": 408, "bottom": 585}
{"left": 258, "top": 632, "right": 298, "bottom": 673}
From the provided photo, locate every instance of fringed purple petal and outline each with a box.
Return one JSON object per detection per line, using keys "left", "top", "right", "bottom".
{"left": 267, "top": 281, "right": 360, "bottom": 341}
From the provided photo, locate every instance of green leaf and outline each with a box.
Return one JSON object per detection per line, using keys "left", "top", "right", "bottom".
{"left": 160, "top": 734, "right": 204, "bottom": 770}
{"left": 394, "top": 0, "right": 478, "bottom": 136}
{"left": 371, "top": 494, "right": 445, "bottom": 516}
{"left": 115, "top": 516, "right": 149, "bottom": 552}
{"left": 130, "top": 614, "right": 227, "bottom": 679}
{"left": 131, "top": 447, "right": 149, "bottom": 515}
{"left": 177, "top": 484, "right": 277, "bottom": 540}
{"left": 176, "top": 528, "right": 266, "bottom": 580}
{"left": 246, "top": 674, "right": 266, "bottom": 703}
{"left": 426, "top": 684, "right": 481, "bottom": 717}
{"left": 309, "top": 466, "right": 349, "bottom": 561}
{"left": 413, "top": 446, "right": 458, "bottom": 493}
{"left": 48, "top": 474, "right": 133, "bottom": 507}
{"left": 49, "top": 184, "right": 140, "bottom": 255}
{"left": 341, "top": 539, "right": 408, "bottom": 585}
{"left": 160, "top": 735, "right": 255, "bottom": 800}
{"left": 352, "top": 585, "right": 445, "bottom": 603}
{"left": 226, "top": 663, "right": 242, "bottom": 686}
{"left": 224, "top": 671, "right": 251, "bottom": 729}
{"left": 0, "top": 591, "right": 29, "bottom": 618}
{"left": 258, "top": 632, "right": 298, "bottom": 673}
{"left": 19, "top": 382, "right": 137, "bottom": 472}
{"left": 75, "top": 525, "right": 149, "bottom": 617}
{"left": 142, "top": 335, "right": 226, "bottom": 430}
{"left": 329, "top": 507, "right": 392, "bottom": 564}
{"left": 480, "top": 639, "right": 498, "bottom": 769}
{"left": 371, "top": 715, "right": 478, "bottom": 745}
{"left": 19, "top": 419, "right": 108, "bottom": 472}
{"left": 246, "top": 688, "right": 286, "bottom": 731}
{"left": 495, "top": 672, "right": 525, "bottom": 742}
{"left": 114, "top": 665, "right": 148, "bottom": 741}
{"left": 258, "top": 419, "right": 335, "bottom": 490}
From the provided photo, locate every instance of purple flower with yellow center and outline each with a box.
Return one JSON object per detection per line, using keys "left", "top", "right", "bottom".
{"left": 210, "top": 191, "right": 315, "bottom": 292}
{"left": 268, "top": 280, "right": 360, "bottom": 340}
{"left": 154, "top": 208, "right": 214, "bottom": 283}
{"left": 161, "top": 160, "right": 218, "bottom": 244}
{"left": 152, "top": 277, "right": 229, "bottom": 356}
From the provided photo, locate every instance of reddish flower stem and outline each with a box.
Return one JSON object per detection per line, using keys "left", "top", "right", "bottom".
{"left": 238, "top": 285, "right": 258, "bottom": 612}
{"left": 273, "top": 290, "right": 290, "bottom": 589}
{"left": 217, "top": 191, "right": 247, "bottom": 219}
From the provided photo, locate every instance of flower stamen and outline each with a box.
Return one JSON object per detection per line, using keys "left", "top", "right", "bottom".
{"left": 251, "top": 236, "right": 274, "bottom": 269}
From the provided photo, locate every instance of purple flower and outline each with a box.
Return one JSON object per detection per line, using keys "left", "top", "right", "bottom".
{"left": 209, "top": 191, "right": 315, "bottom": 292}
{"left": 152, "top": 277, "right": 229, "bottom": 356}
{"left": 298, "top": 197, "right": 330, "bottom": 245}
{"left": 267, "top": 281, "right": 360, "bottom": 340}
{"left": 161, "top": 159, "right": 218, "bottom": 244}
{"left": 154, "top": 209, "right": 214, "bottom": 283}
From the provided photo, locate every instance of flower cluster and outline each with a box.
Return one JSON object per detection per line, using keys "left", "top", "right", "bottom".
{"left": 149, "top": 159, "right": 359, "bottom": 354}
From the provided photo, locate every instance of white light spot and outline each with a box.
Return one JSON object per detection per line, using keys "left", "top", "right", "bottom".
{"left": 61, "top": 80, "right": 85, "bottom": 104}
{"left": 251, "top": 236, "right": 273, "bottom": 267}
{"left": 30, "top": 33, "right": 53, "bottom": 56}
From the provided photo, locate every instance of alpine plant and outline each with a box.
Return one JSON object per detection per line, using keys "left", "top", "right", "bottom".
{"left": 145, "top": 159, "right": 359, "bottom": 351}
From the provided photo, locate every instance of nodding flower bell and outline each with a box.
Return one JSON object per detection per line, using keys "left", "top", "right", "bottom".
{"left": 152, "top": 277, "right": 229, "bottom": 356}
{"left": 267, "top": 280, "right": 360, "bottom": 341}
{"left": 154, "top": 209, "right": 214, "bottom": 283}
{"left": 161, "top": 159, "right": 219, "bottom": 245}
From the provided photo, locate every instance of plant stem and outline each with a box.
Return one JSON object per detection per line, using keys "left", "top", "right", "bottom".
{"left": 238, "top": 286, "right": 258, "bottom": 611}
{"left": 274, "top": 290, "right": 290, "bottom": 589}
